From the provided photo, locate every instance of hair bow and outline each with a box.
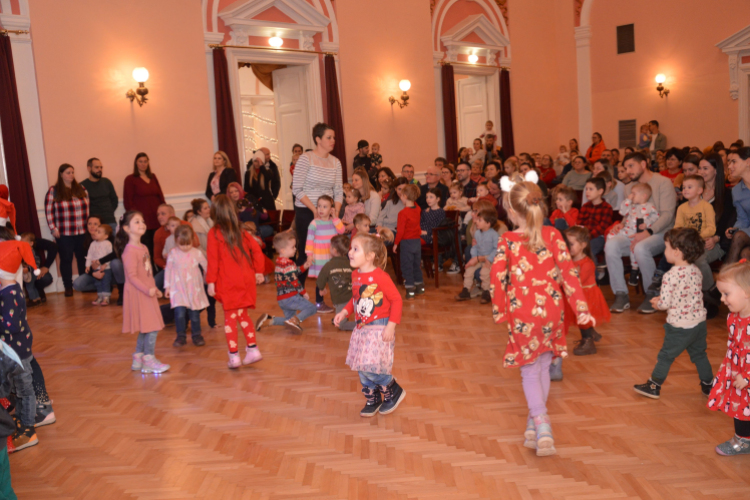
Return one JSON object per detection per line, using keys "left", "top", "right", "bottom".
{"left": 500, "top": 171, "right": 540, "bottom": 193}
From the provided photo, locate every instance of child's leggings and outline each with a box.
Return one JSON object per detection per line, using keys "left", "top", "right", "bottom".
{"left": 224, "top": 308, "right": 257, "bottom": 353}
{"left": 520, "top": 351, "right": 553, "bottom": 418}
{"left": 135, "top": 331, "right": 158, "bottom": 356}
{"left": 735, "top": 418, "right": 750, "bottom": 438}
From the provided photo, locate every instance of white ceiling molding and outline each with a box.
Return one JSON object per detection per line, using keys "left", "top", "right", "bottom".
{"left": 440, "top": 14, "right": 509, "bottom": 64}
{"left": 219, "top": 0, "right": 331, "bottom": 49}
{"left": 716, "top": 24, "right": 750, "bottom": 100}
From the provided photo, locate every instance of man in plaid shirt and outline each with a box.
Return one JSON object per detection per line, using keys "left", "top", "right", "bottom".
{"left": 577, "top": 177, "right": 612, "bottom": 257}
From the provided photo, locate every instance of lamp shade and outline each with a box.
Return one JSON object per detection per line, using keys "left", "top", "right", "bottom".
{"left": 398, "top": 79, "right": 411, "bottom": 92}
{"left": 132, "top": 67, "right": 149, "bottom": 83}
{"left": 655, "top": 74, "right": 666, "bottom": 84}
{"left": 269, "top": 36, "right": 283, "bottom": 48}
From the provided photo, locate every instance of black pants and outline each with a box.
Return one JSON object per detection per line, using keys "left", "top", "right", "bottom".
{"left": 736, "top": 418, "right": 750, "bottom": 438}
{"left": 294, "top": 205, "right": 315, "bottom": 286}
{"left": 56, "top": 234, "right": 86, "bottom": 290}
{"left": 30, "top": 357, "right": 50, "bottom": 404}
{"left": 34, "top": 273, "right": 53, "bottom": 293}
{"left": 142, "top": 228, "right": 156, "bottom": 262}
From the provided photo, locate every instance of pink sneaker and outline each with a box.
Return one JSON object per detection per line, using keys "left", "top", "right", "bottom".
{"left": 131, "top": 353, "right": 144, "bottom": 371}
{"left": 242, "top": 347, "right": 262, "bottom": 365}
{"left": 141, "top": 355, "right": 170, "bottom": 374}
{"left": 227, "top": 351, "right": 241, "bottom": 369}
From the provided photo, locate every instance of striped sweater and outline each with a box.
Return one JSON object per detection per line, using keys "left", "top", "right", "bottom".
{"left": 305, "top": 218, "right": 345, "bottom": 277}
{"left": 292, "top": 152, "right": 344, "bottom": 208}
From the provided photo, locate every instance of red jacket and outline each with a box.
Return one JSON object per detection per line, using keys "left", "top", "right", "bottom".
{"left": 206, "top": 227, "right": 265, "bottom": 310}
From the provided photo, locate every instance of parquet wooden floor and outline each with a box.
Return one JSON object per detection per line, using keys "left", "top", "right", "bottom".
{"left": 8, "top": 274, "right": 750, "bottom": 499}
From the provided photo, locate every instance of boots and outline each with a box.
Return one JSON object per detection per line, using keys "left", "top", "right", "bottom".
{"left": 242, "top": 346, "right": 262, "bottom": 365}
{"left": 360, "top": 387, "right": 383, "bottom": 417}
{"left": 227, "top": 351, "right": 242, "bottom": 369}
{"left": 378, "top": 379, "right": 406, "bottom": 415}
{"left": 533, "top": 414, "right": 556, "bottom": 456}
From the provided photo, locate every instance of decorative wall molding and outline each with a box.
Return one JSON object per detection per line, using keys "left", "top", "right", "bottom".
{"left": 717, "top": 24, "right": 750, "bottom": 143}
{"left": 219, "top": 0, "right": 330, "bottom": 46}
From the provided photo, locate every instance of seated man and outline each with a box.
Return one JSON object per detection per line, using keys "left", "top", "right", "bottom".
{"left": 605, "top": 152, "right": 676, "bottom": 314}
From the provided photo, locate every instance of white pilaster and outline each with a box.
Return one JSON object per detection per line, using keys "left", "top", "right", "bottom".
{"left": 434, "top": 51, "right": 446, "bottom": 158}
{"left": 204, "top": 32, "right": 225, "bottom": 151}
{"left": 575, "top": 25, "right": 593, "bottom": 150}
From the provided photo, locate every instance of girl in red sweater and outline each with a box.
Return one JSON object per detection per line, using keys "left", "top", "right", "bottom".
{"left": 206, "top": 196, "right": 266, "bottom": 369}
{"left": 334, "top": 228, "right": 405, "bottom": 417}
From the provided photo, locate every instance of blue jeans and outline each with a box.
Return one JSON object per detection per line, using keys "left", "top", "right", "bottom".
{"left": 553, "top": 218, "right": 569, "bottom": 232}
{"left": 590, "top": 235, "right": 604, "bottom": 258}
{"left": 271, "top": 294, "right": 318, "bottom": 324}
{"left": 73, "top": 259, "right": 124, "bottom": 291}
{"left": 605, "top": 231, "right": 666, "bottom": 294}
{"left": 95, "top": 269, "right": 112, "bottom": 295}
{"left": 399, "top": 239, "right": 423, "bottom": 288}
{"left": 174, "top": 307, "right": 202, "bottom": 339}
{"left": 25, "top": 271, "right": 53, "bottom": 301}
{"left": 135, "top": 331, "right": 158, "bottom": 356}
{"left": 359, "top": 371, "right": 393, "bottom": 390}
{"left": 11, "top": 356, "right": 35, "bottom": 428}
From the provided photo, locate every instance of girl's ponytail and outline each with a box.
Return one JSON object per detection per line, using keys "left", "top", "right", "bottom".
{"left": 507, "top": 181, "right": 547, "bottom": 251}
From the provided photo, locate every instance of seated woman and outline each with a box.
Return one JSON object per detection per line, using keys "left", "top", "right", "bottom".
{"left": 376, "top": 177, "right": 406, "bottom": 234}
{"left": 226, "top": 182, "right": 273, "bottom": 240}
{"left": 376, "top": 167, "right": 396, "bottom": 207}
{"left": 73, "top": 215, "right": 126, "bottom": 305}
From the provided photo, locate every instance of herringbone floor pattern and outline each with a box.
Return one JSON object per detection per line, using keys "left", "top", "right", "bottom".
{"left": 8, "top": 275, "right": 750, "bottom": 499}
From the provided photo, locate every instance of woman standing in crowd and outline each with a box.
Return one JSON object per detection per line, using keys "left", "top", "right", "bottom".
{"left": 291, "top": 122, "right": 344, "bottom": 308}
{"left": 586, "top": 133, "right": 606, "bottom": 164}
{"left": 44, "top": 164, "right": 89, "bottom": 297}
{"left": 470, "top": 138, "right": 486, "bottom": 165}
{"left": 352, "top": 167, "right": 381, "bottom": 222}
{"left": 123, "top": 153, "right": 165, "bottom": 259}
{"left": 244, "top": 150, "right": 277, "bottom": 212}
{"left": 205, "top": 151, "right": 238, "bottom": 202}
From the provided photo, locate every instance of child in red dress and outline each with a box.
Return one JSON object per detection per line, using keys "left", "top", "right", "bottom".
{"left": 206, "top": 195, "right": 266, "bottom": 369}
{"left": 334, "top": 228, "right": 405, "bottom": 417}
{"left": 708, "top": 260, "right": 750, "bottom": 456}
{"left": 491, "top": 179, "right": 594, "bottom": 457}
{"left": 564, "top": 226, "right": 610, "bottom": 356}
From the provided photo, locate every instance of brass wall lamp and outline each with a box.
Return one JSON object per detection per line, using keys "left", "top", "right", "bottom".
{"left": 127, "top": 67, "right": 150, "bottom": 106}
{"left": 389, "top": 80, "right": 411, "bottom": 108}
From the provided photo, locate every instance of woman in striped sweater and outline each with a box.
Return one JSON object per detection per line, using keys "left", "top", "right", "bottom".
{"left": 292, "top": 123, "right": 344, "bottom": 313}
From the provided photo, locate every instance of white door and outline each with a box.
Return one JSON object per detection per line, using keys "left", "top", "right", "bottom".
{"left": 456, "top": 76, "right": 489, "bottom": 154}
{"left": 273, "top": 65, "right": 311, "bottom": 209}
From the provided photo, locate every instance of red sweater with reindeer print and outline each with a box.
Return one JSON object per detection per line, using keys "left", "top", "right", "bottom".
{"left": 342, "top": 268, "right": 402, "bottom": 327}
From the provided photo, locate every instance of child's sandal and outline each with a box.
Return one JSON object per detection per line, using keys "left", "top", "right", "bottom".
{"left": 523, "top": 416, "right": 536, "bottom": 449}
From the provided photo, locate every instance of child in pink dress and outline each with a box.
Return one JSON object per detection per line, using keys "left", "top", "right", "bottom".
{"left": 164, "top": 224, "right": 209, "bottom": 348}
{"left": 116, "top": 211, "right": 170, "bottom": 374}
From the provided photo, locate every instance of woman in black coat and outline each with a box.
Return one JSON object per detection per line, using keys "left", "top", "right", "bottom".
{"left": 243, "top": 150, "right": 277, "bottom": 212}
{"left": 205, "top": 150, "right": 238, "bottom": 201}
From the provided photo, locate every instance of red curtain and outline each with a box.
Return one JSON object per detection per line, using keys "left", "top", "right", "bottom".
{"left": 324, "top": 54, "right": 347, "bottom": 182}
{"left": 0, "top": 35, "right": 40, "bottom": 237}
{"left": 212, "top": 48, "right": 242, "bottom": 181}
{"left": 441, "top": 64, "right": 458, "bottom": 164}
{"left": 499, "top": 68, "right": 515, "bottom": 157}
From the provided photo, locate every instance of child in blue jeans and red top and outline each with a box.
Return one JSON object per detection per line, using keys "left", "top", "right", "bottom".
{"left": 394, "top": 184, "right": 423, "bottom": 299}
{"left": 335, "top": 228, "right": 405, "bottom": 417}
{"left": 256, "top": 230, "right": 317, "bottom": 333}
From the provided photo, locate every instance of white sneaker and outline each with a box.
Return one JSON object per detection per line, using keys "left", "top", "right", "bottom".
{"left": 447, "top": 262, "right": 461, "bottom": 274}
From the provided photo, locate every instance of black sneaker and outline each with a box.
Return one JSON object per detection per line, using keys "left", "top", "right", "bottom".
{"left": 415, "top": 283, "right": 425, "bottom": 296}
{"left": 192, "top": 335, "right": 206, "bottom": 347}
{"left": 634, "top": 379, "right": 661, "bottom": 399}
{"left": 480, "top": 290, "right": 491, "bottom": 304}
{"left": 379, "top": 379, "right": 405, "bottom": 415}
{"left": 360, "top": 387, "right": 382, "bottom": 417}
{"left": 701, "top": 380, "right": 713, "bottom": 397}
{"left": 405, "top": 287, "right": 416, "bottom": 300}
{"left": 173, "top": 337, "right": 187, "bottom": 348}
{"left": 455, "top": 288, "right": 471, "bottom": 301}
{"left": 628, "top": 269, "right": 640, "bottom": 287}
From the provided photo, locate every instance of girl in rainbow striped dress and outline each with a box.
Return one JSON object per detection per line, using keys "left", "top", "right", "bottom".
{"left": 305, "top": 195, "right": 345, "bottom": 313}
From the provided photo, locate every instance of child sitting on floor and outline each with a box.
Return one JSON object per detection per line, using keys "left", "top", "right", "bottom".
{"left": 634, "top": 228, "right": 711, "bottom": 400}
{"left": 317, "top": 235, "right": 355, "bottom": 331}
{"left": 256, "top": 230, "right": 317, "bottom": 333}
{"left": 455, "top": 208, "right": 500, "bottom": 305}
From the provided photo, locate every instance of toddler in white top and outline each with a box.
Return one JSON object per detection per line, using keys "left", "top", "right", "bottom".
{"left": 162, "top": 216, "right": 182, "bottom": 261}
{"left": 611, "top": 182, "right": 659, "bottom": 277}
{"left": 85, "top": 224, "right": 114, "bottom": 306}
{"left": 479, "top": 120, "right": 497, "bottom": 140}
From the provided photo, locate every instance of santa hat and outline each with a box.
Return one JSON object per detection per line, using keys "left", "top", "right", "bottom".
{"left": 0, "top": 240, "right": 39, "bottom": 281}
{"left": 0, "top": 198, "right": 16, "bottom": 231}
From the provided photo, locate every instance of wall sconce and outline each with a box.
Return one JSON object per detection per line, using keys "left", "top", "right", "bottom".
{"left": 468, "top": 54, "right": 478, "bottom": 64}
{"left": 389, "top": 79, "right": 411, "bottom": 108}
{"left": 655, "top": 74, "right": 669, "bottom": 98}
{"left": 269, "top": 36, "right": 283, "bottom": 48}
{"left": 126, "top": 67, "right": 149, "bottom": 107}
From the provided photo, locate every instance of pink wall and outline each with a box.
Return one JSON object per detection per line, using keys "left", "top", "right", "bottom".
{"left": 590, "top": 0, "right": 750, "bottom": 150}
{"left": 337, "top": 0, "right": 438, "bottom": 173}
{"left": 507, "top": 0, "right": 578, "bottom": 154}
{"left": 28, "top": 0, "right": 214, "bottom": 197}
